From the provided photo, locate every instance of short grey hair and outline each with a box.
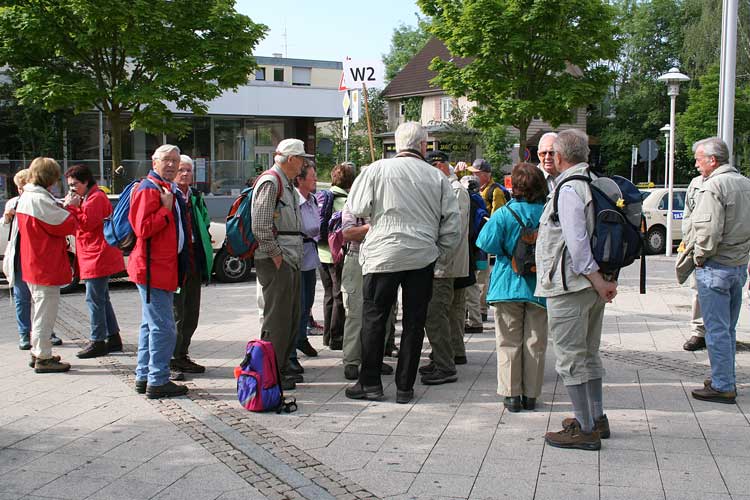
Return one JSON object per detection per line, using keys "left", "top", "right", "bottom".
{"left": 152, "top": 144, "right": 180, "bottom": 161}
{"left": 180, "top": 154, "right": 193, "bottom": 167}
{"left": 395, "top": 121, "right": 427, "bottom": 152}
{"left": 274, "top": 154, "right": 289, "bottom": 165}
{"left": 692, "top": 137, "right": 729, "bottom": 165}
{"left": 554, "top": 129, "right": 589, "bottom": 164}
{"left": 539, "top": 132, "right": 558, "bottom": 145}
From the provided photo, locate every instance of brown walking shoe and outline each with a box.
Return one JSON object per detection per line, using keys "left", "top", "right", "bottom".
{"left": 683, "top": 335, "right": 706, "bottom": 351}
{"left": 691, "top": 385, "right": 736, "bottom": 404}
{"left": 34, "top": 357, "right": 71, "bottom": 373}
{"left": 562, "top": 414, "right": 610, "bottom": 439}
{"left": 545, "top": 420, "right": 601, "bottom": 451}
{"left": 29, "top": 354, "right": 60, "bottom": 368}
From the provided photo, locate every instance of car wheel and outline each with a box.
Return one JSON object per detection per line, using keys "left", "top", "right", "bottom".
{"left": 60, "top": 252, "right": 81, "bottom": 294}
{"left": 645, "top": 226, "right": 666, "bottom": 254}
{"left": 213, "top": 249, "right": 252, "bottom": 283}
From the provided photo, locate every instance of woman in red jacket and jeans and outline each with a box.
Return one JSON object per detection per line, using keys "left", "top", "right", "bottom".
{"left": 15, "top": 157, "right": 77, "bottom": 373}
{"left": 64, "top": 165, "right": 126, "bottom": 358}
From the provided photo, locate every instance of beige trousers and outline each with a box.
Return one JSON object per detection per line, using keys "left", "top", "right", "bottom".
{"left": 494, "top": 301, "right": 548, "bottom": 397}
{"left": 29, "top": 283, "right": 61, "bottom": 360}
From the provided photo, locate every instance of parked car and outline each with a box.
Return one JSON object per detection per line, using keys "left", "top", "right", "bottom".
{"left": 640, "top": 187, "right": 687, "bottom": 254}
{"left": 0, "top": 217, "right": 253, "bottom": 293}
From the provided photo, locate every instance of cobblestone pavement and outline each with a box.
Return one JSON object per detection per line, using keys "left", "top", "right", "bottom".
{"left": 2, "top": 256, "right": 750, "bottom": 500}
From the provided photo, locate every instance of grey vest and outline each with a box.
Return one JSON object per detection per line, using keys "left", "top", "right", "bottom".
{"left": 254, "top": 165, "right": 303, "bottom": 270}
{"left": 535, "top": 163, "right": 596, "bottom": 298}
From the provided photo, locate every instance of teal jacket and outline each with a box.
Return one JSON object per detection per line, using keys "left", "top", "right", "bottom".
{"left": 476, "top": 198, "right": 545, "bottom": 307}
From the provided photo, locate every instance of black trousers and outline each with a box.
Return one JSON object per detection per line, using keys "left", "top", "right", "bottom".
{"left": 319, "top": 262, "right": 345, "bottom": 344}
{"left": 359, "top": 263, "right": 435, "bottom": 390}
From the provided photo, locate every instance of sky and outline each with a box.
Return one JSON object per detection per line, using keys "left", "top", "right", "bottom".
{"left": 235, "top": 0, "right": 423, "bottom": 62}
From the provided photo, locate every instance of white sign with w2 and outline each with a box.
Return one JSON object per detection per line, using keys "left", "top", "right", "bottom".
{"left": 341, "top": 58, "right": 385, "bottom": 90}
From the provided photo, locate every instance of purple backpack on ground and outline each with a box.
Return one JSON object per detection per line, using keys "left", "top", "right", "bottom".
{"left": 234, "top": 340, "right": 296, "bottom": 413}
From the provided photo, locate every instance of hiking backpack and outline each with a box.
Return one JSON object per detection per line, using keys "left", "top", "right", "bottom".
{"left": 327, "top": 210, "right": 346, "bottom": 264}
{"left": 103, "top": 179, "right": 141, "bottom": 252}
{"left": 315, "top": 190, "right": 346, "bottom": 242}
{"left": 234, "top": 339, "right": 297, "bottom": 413}
{"left": 504, "top": 205, "right": 539, "bottom": 276}
{"left": 224, "top": 170, "right": 283, "bottom": 259}
{"left": 552, "top": 171, "right": 644, "bottom": 277}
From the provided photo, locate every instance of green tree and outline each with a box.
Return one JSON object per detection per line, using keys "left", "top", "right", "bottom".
{"left": 418, "top": 0, "right": 620, "bottom": 155}
{"left": 0, "top": 0, "right": 266, "bottom": 191}
{"left": 382, "top": 15, "right": 432, "bottom": 82}
{"left": 478, "top": 124, "right": 514, "bottom": 174}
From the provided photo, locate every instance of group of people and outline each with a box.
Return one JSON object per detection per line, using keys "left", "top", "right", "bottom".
{"left": 7, "top": 122, "right": 748, "bottom": 453}
{"left": 5, "top": 148, "right": 213, "bottom": 398}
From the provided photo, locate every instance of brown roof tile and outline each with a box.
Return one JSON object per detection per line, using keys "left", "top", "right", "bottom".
{"left": 382, "top": 37, "right": 472, "bottom": 99}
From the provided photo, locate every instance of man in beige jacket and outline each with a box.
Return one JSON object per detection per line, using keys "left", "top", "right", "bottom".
{"left": 688, "top": 137, "right": 750, "bottom": 404}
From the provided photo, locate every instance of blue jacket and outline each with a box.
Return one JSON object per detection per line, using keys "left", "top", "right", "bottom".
{"left": 476, "top": 198, "right": 545, "bottom": 307}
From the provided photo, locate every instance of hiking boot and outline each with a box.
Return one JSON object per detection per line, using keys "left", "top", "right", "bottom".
{"left": 385, "top": 346, "right": 399, "bottom": 358}
{"left": 421, "top": 369, "right": 458, "bottom": 386}
{"left": 169, "top": 370, "right": 185, "bottom": 381}
{"left": 380, "top": 362, "right": 394, "bottom": 375}
{"left": 396, "top": 389, "right": 414, "bottom": 404}
{"left": 34, "top": 357, "right": 71, "bottom": 373}
{"left": 419, "top": 361, "right": 436, "bottom": 375}
{"left": 146, "top": 381, "right": 188, "bottom": 399}
{"left": 345, "top": 382, "right": 384, "bottom": 401}
{"left": 284, "top": 372, "right": 303, "bottom": 383}
{"left": 29, "top": 354, "right": 60, "bottom": 368}
{"left": 329, "top": 340, "right": 343, "bottom": 351}
{"left": 691, "top": 385, "right": 737, "bottom": 404}
{"left": 287, "top": 358, "right": 304, "bottom": 374}
{"left": 683, "top": 335, "right": 706, "bottom": 351}
{"left": 562, "top": 414, "right": 610, "bottom": 440}
{"left": 18, "top": 334, "right": 31, "bottom": 350}
{"left": 135, "top": 380, "right": 147, "bottom": 394}
{"left": 464, "top": 324, "right": 483, "bottom": 333}
{"left": 545, "top": 420, "right": 601, "bottom": 451}
{"left": 76, "top": 340, "right": 108, "bottom": 359}
{"left": 504, "top": 396, "right": 521, "bottom": 412}
{"left": 298, "top": 340, "right": 318, "bottom": 357}
{"left": 281, "top": 377, "right": 297, "bottom": 391}
{"left": 522, "top": 396, "right": 536, "bottom": 411}
{"left": 106, "top": 333, "right": 123, "bottom": 353}
{"left": 170, "top": 357, "right": 205, "bottom": 374}
{"left": 454, "top": 355, "right": 467, "bottom": 365}
{"left": 50, "top": 333, "right": 63, "bottom": 346}
{"left": 344, "top": 364, "right": 359, "bottom": 380}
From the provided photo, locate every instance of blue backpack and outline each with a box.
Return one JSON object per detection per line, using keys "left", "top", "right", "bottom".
{"left": 234, "top": 339, "right": 296, "bottom": 413}
{"left": 103, "top": 179, "right": 141, "bottom": 252}
{"left": 224, "top": 170, "right": 282, "bottom": 259}
{"left": 316, "top": 190, "right": 346, "bottom": 242}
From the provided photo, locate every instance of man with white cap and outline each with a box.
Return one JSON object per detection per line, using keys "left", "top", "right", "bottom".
{"left": 252, "top": 138, "right": 310, "bottom": 390}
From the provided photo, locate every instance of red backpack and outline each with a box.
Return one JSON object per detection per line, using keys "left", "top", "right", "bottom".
{"left": 234, "top": 340, "right": 296, "bottom": 413}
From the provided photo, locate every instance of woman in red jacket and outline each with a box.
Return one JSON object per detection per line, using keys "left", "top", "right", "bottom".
{"left": 15, "top": 157, "right": 77, "bottom": 373}
{"left": 64, "top": 165, "right": 126, "bottom": 358}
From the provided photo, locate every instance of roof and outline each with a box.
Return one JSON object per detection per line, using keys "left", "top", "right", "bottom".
{"left": 255, "top": 56, "right": 342, "bottom": 70}
{"left": 382, "top": 38, "right": 471, "bottom": 99}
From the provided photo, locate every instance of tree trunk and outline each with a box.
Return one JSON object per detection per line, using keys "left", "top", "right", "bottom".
{"left": 108, "top": 111, "right": 123, "bottom": 193}
{"left": 518, "top": 122, "right": 529, "bottom": 163}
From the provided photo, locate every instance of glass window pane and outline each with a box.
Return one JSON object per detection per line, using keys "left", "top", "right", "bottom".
{"left": 292, "top": 67, "right": 311, "bottom": 86}
{"left": 273, "top": 68, "right": 284, "bottom": 82}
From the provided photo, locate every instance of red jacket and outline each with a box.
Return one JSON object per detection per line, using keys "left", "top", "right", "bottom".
{"left": 16, "top": 185, "right": 77, "bottom": 286}
{"left": 127, "top": 173, "right": 178, "bottom": 292}
{"left": 68, "top": 185, "right": 125, "bottom": 280}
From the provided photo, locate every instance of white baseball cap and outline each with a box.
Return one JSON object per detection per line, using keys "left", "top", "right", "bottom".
{"left": 275, "top": 138, "right": 314, "bottom": 158}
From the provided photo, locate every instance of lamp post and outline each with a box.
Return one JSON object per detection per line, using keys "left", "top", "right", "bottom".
{"left": 657, "top": 68, "right": 690, "bottom": 257}
{"left": 660, "top": 124, "right": 670, "bottom": 188}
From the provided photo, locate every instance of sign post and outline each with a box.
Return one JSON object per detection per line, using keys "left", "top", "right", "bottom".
{"left": 340, "top": 58, "right": 384, "bottom": 164}
{"left": 342, "top": 91, "right": 351, "bottom": 162}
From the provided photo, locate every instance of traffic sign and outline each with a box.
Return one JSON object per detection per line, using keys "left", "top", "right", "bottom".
{"left": 341, "top": 57, "right": 384, "bottom": 90}
{"left": 639, "top": 139, "right": 659, "bottom": 162}
{"left": 342, "top": 91, "right": 351, "bottom": 114}
{"left": 342, "top": 114, "right": 350, "bottom": 140}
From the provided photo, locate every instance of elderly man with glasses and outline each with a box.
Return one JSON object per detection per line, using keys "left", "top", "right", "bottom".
{"left": 537, "top": 132, "right": 559, "bottom": 192}
{"left": 129, "top": 144, "right": 190, "bottom": 399}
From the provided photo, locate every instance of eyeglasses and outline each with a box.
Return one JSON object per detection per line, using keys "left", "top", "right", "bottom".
{"left": 157, "top": 157, "right": 179, "bottom": 165}
{"left": 538, "top": 151, "right": 555, "bottom": 157}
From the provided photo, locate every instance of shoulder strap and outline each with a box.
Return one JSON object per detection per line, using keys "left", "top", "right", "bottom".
{"left": 504, "top": 204, "right": 526, "bottom": 228}
{"left": 551, "top": 174, "right": 592, "bottom": 222}
{"left": 254, "top": 170, "right": 284, "bottom": 202}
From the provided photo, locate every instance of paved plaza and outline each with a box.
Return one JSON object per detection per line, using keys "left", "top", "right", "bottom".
{"left": 1, "top": 256, "right": 750, "bottom": 500}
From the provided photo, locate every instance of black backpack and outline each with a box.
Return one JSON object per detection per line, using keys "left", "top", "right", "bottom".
{"left": 552, "top": 171, "right": 645, "bottom": 284}
{"left": 504, "top": 205, "right": 538, "bottom": 276}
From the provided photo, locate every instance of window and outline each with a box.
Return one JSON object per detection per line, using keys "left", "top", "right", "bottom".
{"left": 273, "top": 68, "right": 284, "bottom": 82}
{"left": 255, "top": 67, "right": 266, "bottom": 81}
{"left": 440, "top": 97, "right": 454, "bottom": 121}
{"left": 657, "top": 192, "right": 685, "bottom": 211}
{"left": 292, "top": 67, "right": 311, "bottom": 86}
{"left": 399, "top": 102, "right": 406, "bottom": 116}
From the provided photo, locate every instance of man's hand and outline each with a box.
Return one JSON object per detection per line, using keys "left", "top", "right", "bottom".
{"left": 586, "top": 271, "right": 618, "bottom": 302}
{"left": 272, "top": 254, "right": 283, "bottom": 270}
{"left": 160, "top": 191, "right": 173, "bottom": 209}
{"left": 3, "top": 208, "right": 15, "bottom": 223}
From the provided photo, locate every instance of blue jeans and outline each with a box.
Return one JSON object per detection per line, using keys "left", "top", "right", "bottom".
{"left": 12, "top": 267, "right": 31, "bottom": 339}
{"left": 696, "top": 260, "right": 747, "bottom": 392}
{"left": 135, "top": 285, "right": 176, "bottom": 386}
{"left": 291, "top": 269, "right": 317, "bottom": 361}
{"left": 85, "top": 277, "right": 120, "bottom": 341}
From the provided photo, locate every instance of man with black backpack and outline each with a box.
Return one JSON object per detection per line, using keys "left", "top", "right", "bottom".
{"left": 536, "top": 129, "right": 617, "bottom": 451}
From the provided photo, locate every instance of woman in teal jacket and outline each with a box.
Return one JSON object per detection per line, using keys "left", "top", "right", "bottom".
{"left": 476, "top": 162, "right": 548, "bottom": 413}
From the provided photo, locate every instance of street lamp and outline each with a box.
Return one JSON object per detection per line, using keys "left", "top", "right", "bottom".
{"left": 657, "top": 68, "right": 690, "bottom": 257}
{"left": 660, "top": 124, "right": 670, "bottom": 188}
